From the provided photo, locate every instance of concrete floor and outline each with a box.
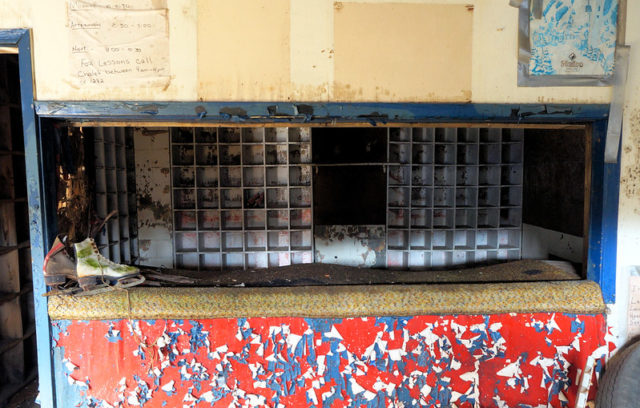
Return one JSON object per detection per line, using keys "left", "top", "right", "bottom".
{"left": 6, "top": 380, "right": 39, "bottom": 408}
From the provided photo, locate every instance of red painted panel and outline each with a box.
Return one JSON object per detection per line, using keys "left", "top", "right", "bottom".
{"left": 53, "top": 313, "right": 609, "bottom": 407}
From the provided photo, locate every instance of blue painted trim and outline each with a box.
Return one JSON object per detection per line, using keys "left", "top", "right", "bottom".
{"left": 587, "top": 120, "right": 619, "bottom": 303}
{"left": 35, "top": 101, "right": 609, "bottom": 124}
{"left": 600, "top": 162, "right": 620, "bottom": 304}
{"left": 587, "top": 125, "right": 604, "bottom": 287}
{"left": 0, "top": 29, "right": 56, "bottom": 408}
{"left": 0, "top": 29, "right": 30, "bottom": 44}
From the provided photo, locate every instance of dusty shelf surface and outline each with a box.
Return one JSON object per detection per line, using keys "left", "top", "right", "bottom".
{"left": 139, "top": 259, "right": 579, "bottom": 287}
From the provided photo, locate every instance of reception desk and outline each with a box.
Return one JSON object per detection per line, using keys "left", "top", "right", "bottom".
{"left": 48, "top": 265, "right": 609, "bottom": 408}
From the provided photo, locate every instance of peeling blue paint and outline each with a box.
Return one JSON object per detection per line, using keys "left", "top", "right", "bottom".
{"left": 52, "top": 297, "right": 608, "bottom": 406}
{"left": 305, "top": 318, "right": 342, "bottom": 333}
{"left": 188, "top": 320, "right": 209, "bottom": 352}
{"left": 34, "top": 101, "right": 610, "bottom": 125}
{"left": 105, "top": 322, "right": 123, "bottom": 343}
{"left": 375, "top": 316, "right": 409, "bottom": 332}
{"left": 53, "top": 345, "right": 85, "bottom": 408}
{"left": 52, "top": 320, "right": 72, "bottom": 343}
{"left": 571, "top": 318, "right": 586, "bottom": 333}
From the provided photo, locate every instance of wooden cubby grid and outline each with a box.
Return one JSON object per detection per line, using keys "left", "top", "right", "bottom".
{"left": 0, "top": 54, "right": 36, "bottom": 404}
{"left": 386, "top": 127, "right": 524, "bottom": 269}
{"left": 93, "top": 127, "right": 139, "bottom": 264}
{"left": 170, "top": 127, "right": 313, "bottom": 271}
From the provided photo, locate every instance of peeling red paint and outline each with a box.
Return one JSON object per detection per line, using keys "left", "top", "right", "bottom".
{"left": 53, "top": 313, "right": 608, "bottom": 407}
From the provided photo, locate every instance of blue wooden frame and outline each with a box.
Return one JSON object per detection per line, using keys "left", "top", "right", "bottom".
{"left": 34, "top": 100, "right": 619, "bottom": 304}
{"left": 35, "top": 101, "right": 609, "bottom": 124}
{"left": 0, "top": 29, "right": 55, "bottom": 408}
{"left": 1, "top": 57, "right": 616, "bottom": 406}
{"left": 587, "top": 120, "right": 620, "bottom": 303}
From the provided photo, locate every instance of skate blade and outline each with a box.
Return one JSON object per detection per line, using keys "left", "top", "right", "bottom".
{"left": 73, "top": 283, "right": 114, "bottom": 297}
{"left": 43, "top": 286, "right": 81, "bottom": 297}
{"left": 142, "top": 271, "right": 196, "bottom": 284}
{"left": 72, "top": 275, "right": 145, "bottom": 296}
{"left": 114, "top": 274, "right": 145, "bottom": 289}
{"left": 43, "top": 280, "right": 81, "bottom": 297}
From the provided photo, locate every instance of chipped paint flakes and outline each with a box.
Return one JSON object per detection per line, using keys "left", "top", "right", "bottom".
{"left": 54, "top": 313, "right": 607, "bottom": 407}
{"left": 63, "top": 358, "right": 78, "bottom": 373}
{"left": 106, "top": 322, "right": 123, "bottom": 343}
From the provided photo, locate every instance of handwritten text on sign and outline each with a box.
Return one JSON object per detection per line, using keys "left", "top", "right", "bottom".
{"left": 628, "top": 276, "right": 640, "bottom": 338}
{"left": 68, "top": 0, "right": 170, "bottom": 87}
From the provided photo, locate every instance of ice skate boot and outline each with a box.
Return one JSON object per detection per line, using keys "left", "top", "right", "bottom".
{"left": 43, "top": 236, "right": 81, "bottom": 296}
{"left": 74, "top": 237, "right": 145, "bottom": 295}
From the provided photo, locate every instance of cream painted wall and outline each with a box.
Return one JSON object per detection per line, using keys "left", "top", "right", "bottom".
{"left": 0, "top": 0, "right": 616, "bottom": 103}
{"left": 0, "top": 0, "right": 198, "bottom": 101}
{"left": 608, "top": 0, "right": 640, "bottom": 347}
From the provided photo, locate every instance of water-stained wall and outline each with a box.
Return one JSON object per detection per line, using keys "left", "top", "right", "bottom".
{"left": 134, "top": 128, "right": 173, "bottom": 267}
{"left": 611, "top": 1, "right": 640, "bottom": 347}
{"left": 0, "top": 0, "right": 616, "bottom": 104}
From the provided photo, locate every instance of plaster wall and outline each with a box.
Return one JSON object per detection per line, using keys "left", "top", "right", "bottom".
{"left": 609, "top": 0, "right": 640, "bottom": 347}
{"left": 0, "top": 0, "right": 615, "bottom": 103}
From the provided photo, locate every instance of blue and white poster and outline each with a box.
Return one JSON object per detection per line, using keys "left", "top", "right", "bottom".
{"left": 520, "top": 0, "right": 618, "bottom": 85}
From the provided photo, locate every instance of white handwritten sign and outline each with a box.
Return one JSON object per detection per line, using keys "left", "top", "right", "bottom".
{"left": 628, "top": 276, "right": 640, "bottom": 338}
{"left": 68, "top": 0, "right": 170, "bottom": 87}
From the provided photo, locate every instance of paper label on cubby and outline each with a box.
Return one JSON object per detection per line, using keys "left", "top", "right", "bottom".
{"left": 278, "top": 231, "right": 289, "bottom": 247}
{"left": 301, "top": 209, "right": 312, "bottom": 225}
{"left": 68, "top": 0, "right": 170, "bottom": 87}
{"left": 278, "top": 252, "right": 291, "bottom": 267}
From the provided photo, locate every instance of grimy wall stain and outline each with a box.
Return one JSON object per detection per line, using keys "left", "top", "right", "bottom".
{"left": 620, "top": 109, "right": 640, "bottom": 201}
{"left": 134, "top": 127, "right": 174, "bottom": 268}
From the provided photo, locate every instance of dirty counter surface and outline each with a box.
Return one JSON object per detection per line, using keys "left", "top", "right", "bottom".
{"left": 49, "top": 260, "right": 603, "bottom": 321}
{"left": 141, "top": 259, "right": 579, "bottom": 288}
